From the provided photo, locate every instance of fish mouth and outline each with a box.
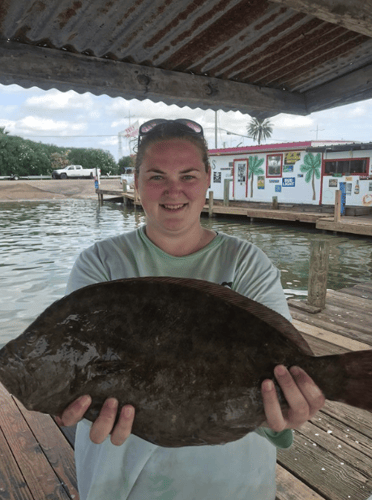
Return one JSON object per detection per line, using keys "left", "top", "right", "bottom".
{"left": 160, "top": 203, "right": 188, "bottom": 212}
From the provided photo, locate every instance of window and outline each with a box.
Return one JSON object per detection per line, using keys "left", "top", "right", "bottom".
{"left": 324, "top": 158, "right": 369, "bottom": 175}
{"left": 266, "top": 154, "right": 282, "bottom": 177}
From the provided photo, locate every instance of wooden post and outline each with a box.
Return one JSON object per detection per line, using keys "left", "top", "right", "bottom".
{"left": 122, "top": 181, "right": 127, "bottom": 206}
{"left": 307, "top": 240, "right": 330, "bottom": 309}
{"left": 272, "top": 196, "right": 278, "bottom": 210}
{"left": 208, "top": 190, "right": 214, "bottom": 218}
{"left": 334, "top": 190, "right": 341, "bottom": 222}
{"left": 223, "top": 179, "right": 230, "bottom": 206}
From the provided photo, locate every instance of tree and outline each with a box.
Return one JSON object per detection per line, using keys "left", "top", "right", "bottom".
{"left": 118, "top": 155, "right": 135, "bottom": 173}
{"left": 300, "top": 152, "right": 321, "bottom": 200}
{"left": 248, "top": 156, "right": 264, "bottom": 198}
{"left": 247, "top": 118, "right": 273, "bottom": 145}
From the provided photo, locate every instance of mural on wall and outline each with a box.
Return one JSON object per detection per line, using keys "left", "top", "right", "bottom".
{"left": 299, "top": 152, "right": 321, "bottom": 200}
{"left": 248, "top": 156, "right": 264, "bottom": 197}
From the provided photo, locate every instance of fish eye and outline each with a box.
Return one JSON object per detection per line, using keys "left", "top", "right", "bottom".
{"left": 25, "top": 331, "right": 38, "bottom": 345}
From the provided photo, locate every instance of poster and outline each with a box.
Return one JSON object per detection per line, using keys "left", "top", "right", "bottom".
{"left": 282, "top": 177, "right": 295, "bottom": 187}
{"left": 237, "top": 163, "right": 246, "bottom": 182}
{"left": 283, "top": 165, "right": 294, "bottom": 173}
{"left": 257, "top": 176, "right": 265, "bottom": 189}
{"left": 213, "top": 172, "right": 221, "bottom": 183}
{"left": 329, "top": 179, "right": 338, "bottom": 188}
{"left": 275, "top": 185, "right": 281, "bottom": 192}
{"left": 284, "top": 152, "right": 300, "bottom": 165}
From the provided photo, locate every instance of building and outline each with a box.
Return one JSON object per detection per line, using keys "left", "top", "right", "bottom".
{"left": 208, "top": 141, "right": 372, "bottom": 207}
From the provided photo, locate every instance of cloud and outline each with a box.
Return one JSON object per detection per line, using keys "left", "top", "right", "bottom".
{"left": 25, "top": 89, "right": 95, "bottom": 112}
{"left": 13, "top": 116, "right": 86, "bottom": 135}
{"left": 272, "top": 114, "right": 314, "bottom": 130}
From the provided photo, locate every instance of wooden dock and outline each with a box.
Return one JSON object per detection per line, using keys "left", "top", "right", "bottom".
{"left": 2, "top": 282, "right": 371, "bottom": 500}
{"left": 99, "top": 190, "right": 372, "bottom": 237}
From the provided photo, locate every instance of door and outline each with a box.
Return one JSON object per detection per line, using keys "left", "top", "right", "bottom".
{"left": 233, "top": 159, "right": 248, "bottom": 201}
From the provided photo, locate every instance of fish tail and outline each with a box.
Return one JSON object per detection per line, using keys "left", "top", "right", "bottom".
{"left": 338, "top": 350, "right": 372, "bottom": 411}
{"left": 300, "top": 350, "right": 372, "bottom": 412}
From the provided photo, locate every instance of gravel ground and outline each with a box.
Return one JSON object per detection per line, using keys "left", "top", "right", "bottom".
{"left": 0, "top": 178, "right": 123, "bottom": 202}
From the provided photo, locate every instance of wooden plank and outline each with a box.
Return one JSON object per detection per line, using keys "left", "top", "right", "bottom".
{"left": 292, "top": 320, "right": 371, "bottom": 352}
{"left": 300, "top": 332, "right": 349, "bottom": 356}
{"left": 245, "top": 209, "right": 328, "bottom": 222}
{"left": 14, "top": 400, "right": 79, "bottom": 500}
{"left": 321, "top": 401, "right": 372, "bottom": 440}
{"left": 338, "top": 287, "right": 372, "bottom": 300}
{"left": 312, "top": 409, "right": 372, "bottom": 462}
{"left": 316, "top": 218, "right": 372, "bottom": 236}
{"left": 276, "top": 463, "right": 326, "bottom": 500}
{"left": 325, "top": 289, "right": 372, "bottom": 315}
{"left": 0, "top": 40, "right": 307, "bottom": 116}
{"left": 0, "top": 428, "right": 35, "bottom": 500}
{"left": 287, "top": 299, "right": 321, "bottom": 314}
{"left": 270, "top": 0, "right": 372, "bottom": 38}
{"left": 0, "top": 384, "right": 73, "bottom": 500}
{"left": 290, "top": 309, "right": 372, "bottom": 346}
{"left": 277, "top": 422, "right": 372, "bottom": 500}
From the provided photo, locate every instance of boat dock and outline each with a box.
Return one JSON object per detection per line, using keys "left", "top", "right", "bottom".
{"left": 1, "top": 282, "right": 371, "bottom": 500}
{"left": 97, "top": 188, "right": 372, "bottom": 237}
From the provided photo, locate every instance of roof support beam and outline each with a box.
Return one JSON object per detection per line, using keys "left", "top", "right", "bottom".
{"left": 270, "top": 0, "right": 372, "bottom": 38}
{"left": 0, "top": 40, "right": 307, "bottom": 116}
{"left": 305, "top": 63, "right": 372, "bottom": 113}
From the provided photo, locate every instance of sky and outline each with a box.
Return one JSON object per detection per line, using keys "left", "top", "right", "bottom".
{"left": 1, "top": 82, "right": 372, "bottom": 162}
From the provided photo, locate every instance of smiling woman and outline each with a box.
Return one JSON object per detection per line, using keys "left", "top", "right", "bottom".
{"left": 58, "top": 118, "right": 326, "bottom": 500}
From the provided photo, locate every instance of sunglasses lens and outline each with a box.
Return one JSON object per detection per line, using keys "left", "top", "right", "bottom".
{"left": 177, "top": 120, "right": 202, "bottom": 134}
{"left": 139, "top": 119, "right": 203, "bottom": 139}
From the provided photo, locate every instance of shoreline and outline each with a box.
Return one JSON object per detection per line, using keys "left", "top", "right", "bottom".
{"left": 0, "top": 179, "right": 122, "bottom": 202}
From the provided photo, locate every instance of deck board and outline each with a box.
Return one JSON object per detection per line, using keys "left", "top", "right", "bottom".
{"left": 1, "top": 282, "right": 372, "bottom": 499}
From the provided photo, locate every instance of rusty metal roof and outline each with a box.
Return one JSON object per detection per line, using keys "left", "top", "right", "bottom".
{"left": 1, "top": 0, "right": 372, "bottom": 117}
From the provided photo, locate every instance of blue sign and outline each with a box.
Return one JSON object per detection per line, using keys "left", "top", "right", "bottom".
{"left": 94, "top": 180, "right": 99, "bottom": 189}
{"left": 339, "top": 182, "right": 346, "bottom": 215}
{"left": 275, "top": 185, "right": 281, "bottom": 192}
{"left": 282, "top": 177, "right": 295, "bottom": 187}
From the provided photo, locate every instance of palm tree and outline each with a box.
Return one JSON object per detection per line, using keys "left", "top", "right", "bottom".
{"left": 0, "top": 127, "right": 9, "bottom": 135}
{"left": 300, "top": 152, "right": 321, "bottom": 200}
{"left": 248, "top": 156, "right": 264, "bottom": 198}
{"left": 247, "top": 118, "right": 273, "bottom": 145}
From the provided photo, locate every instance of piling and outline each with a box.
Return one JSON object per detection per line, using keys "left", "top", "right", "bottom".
{"left": 223, "top": 179, "right": 231, "bottom": 207}
{"left": 208, "top": 191, "right": 214, "bottom": 218}
{"left": 307, "top": 240, "right": 330, "bottom": 309}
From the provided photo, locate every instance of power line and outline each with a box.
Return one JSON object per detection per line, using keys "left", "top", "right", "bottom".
{"left": 20, "top": 134, "right": 118, "bottom": 138}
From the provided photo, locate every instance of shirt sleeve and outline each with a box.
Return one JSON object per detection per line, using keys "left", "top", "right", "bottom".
{"left": 65, "top": 243, "right": 110, "bottom": 294}
{"left": 255, "top": 428, "right": 293, "bottom": 449}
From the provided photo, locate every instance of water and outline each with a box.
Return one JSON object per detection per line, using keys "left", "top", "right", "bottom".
{"left": 0, "top": 199, "right": 371, "bottom": 348}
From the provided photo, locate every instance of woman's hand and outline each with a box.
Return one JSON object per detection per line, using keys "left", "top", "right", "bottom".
{"left": 261, "top": 365, "right": 325, "bottom": 431}
{"left": 55, "top": 395, "right": 135, "bottom": 446}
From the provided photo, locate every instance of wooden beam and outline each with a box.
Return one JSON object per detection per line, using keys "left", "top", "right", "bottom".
{"left": 305, "top": 62, "right": 372, "bottom": 113}
{"left": 270, "top": 0, "right": 372, "bottom": 38}
{"left": 0, "top": 40, "right": 307, "bottom": 116}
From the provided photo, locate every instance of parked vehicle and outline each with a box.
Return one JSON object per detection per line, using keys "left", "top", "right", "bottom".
{"left": 120, "top": 168, "right": 135, "bottom": 188}
{"left": 51, "top": 165, "right": 100, "bottom": 179}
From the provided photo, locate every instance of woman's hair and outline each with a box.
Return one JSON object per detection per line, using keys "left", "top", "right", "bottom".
{"left": 135, "top": 122, "right": 210, "bottom": 174}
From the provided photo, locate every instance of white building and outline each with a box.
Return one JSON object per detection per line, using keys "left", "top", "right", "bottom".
{"left": 208, "top": 141, "right": 372, "bottom": 207}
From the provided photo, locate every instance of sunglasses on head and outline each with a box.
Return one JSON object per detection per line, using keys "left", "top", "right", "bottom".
{"left": 138, "top": 119, "right": 204, "bottom": 145}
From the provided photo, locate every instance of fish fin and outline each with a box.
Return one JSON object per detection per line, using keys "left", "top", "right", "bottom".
{"left": 125, "top": 276, "right": 313, "bottom": 356}
{"left": 339, "top": 350, "right": 372, "bottom": 411}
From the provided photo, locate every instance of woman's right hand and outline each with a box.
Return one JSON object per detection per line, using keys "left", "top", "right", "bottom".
{"left": 54, "top": 395, "right": 135, "bottom": 446}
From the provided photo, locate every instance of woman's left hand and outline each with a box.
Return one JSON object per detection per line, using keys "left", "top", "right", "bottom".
{"left": 261, "top": 365, "right": 326, "bottom": 431}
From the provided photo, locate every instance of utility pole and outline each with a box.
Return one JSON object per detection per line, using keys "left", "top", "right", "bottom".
{"left": 310, "top": 124, "right": 325, "bottom": 140}
{"left": 215, "top": 111, "right": 218, "bottom": 149}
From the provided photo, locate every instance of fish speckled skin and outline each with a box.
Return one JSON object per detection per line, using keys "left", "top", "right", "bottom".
{"left": 0, "top": 277, "right": 371, "bottom": 447}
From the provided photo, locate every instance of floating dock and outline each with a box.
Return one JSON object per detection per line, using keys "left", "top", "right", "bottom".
{"left": 97, "top": 188, "right": 372, "bottom": 237}
{"left": 1, "top": 282, "right": 372, "bottom": 499}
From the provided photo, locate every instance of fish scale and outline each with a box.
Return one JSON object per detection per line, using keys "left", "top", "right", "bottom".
{"left": 0, "top": 277, "right": 371, "bottom": 447}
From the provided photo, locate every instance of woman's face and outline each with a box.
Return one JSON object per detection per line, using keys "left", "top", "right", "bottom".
{"left": 135, "top": 139, "right": 211, "bottom": 238}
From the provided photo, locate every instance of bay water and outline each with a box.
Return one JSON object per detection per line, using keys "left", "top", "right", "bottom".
{"left": 1, "top": 199, "right": 371, "bottom": 348}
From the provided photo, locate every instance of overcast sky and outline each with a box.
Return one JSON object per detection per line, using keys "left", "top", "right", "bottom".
{"left": 1, "top": 82, "right": 372, "bottom": 161}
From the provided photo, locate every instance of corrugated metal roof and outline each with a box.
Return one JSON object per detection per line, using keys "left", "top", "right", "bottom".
{"left": 1, "top": 0, "right": 372, "bottom": 116}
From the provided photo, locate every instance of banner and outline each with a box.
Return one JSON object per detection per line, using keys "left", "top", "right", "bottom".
{"left": 124, "top": 121, "right": 140, "bottom": 138}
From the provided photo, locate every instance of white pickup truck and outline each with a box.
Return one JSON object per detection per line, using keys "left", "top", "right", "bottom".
{"left": 51, "top": 165, "right": 99, "bottom": 179}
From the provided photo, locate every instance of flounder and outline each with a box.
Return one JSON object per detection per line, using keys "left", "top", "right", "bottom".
{"left": 0, "top": 277, "right": 371, "bottom": 447}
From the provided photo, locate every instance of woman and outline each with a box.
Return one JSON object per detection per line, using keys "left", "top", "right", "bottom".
{"left": 57, "top": 118, "right": 325, "bottom": 499}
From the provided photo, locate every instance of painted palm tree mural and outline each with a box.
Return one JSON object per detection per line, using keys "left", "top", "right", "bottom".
{"left": 248, "top": 156, "right": 264, "bottom": 198}
{"left": 300, "top": 152, "right": 321, "bottom": 200}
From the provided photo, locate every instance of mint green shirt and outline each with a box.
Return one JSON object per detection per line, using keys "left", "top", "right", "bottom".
{"left": 67, "top": 226, "right": 293, "bottom": 500}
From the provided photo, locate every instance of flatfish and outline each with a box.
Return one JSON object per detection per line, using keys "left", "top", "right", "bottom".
{"left": 0, "top": 277, "right": 371, "bottom": 447}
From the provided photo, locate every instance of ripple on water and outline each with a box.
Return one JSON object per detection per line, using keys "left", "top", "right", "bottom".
{"left": 0, "top": 200, "right": 371, "bottom": 347}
